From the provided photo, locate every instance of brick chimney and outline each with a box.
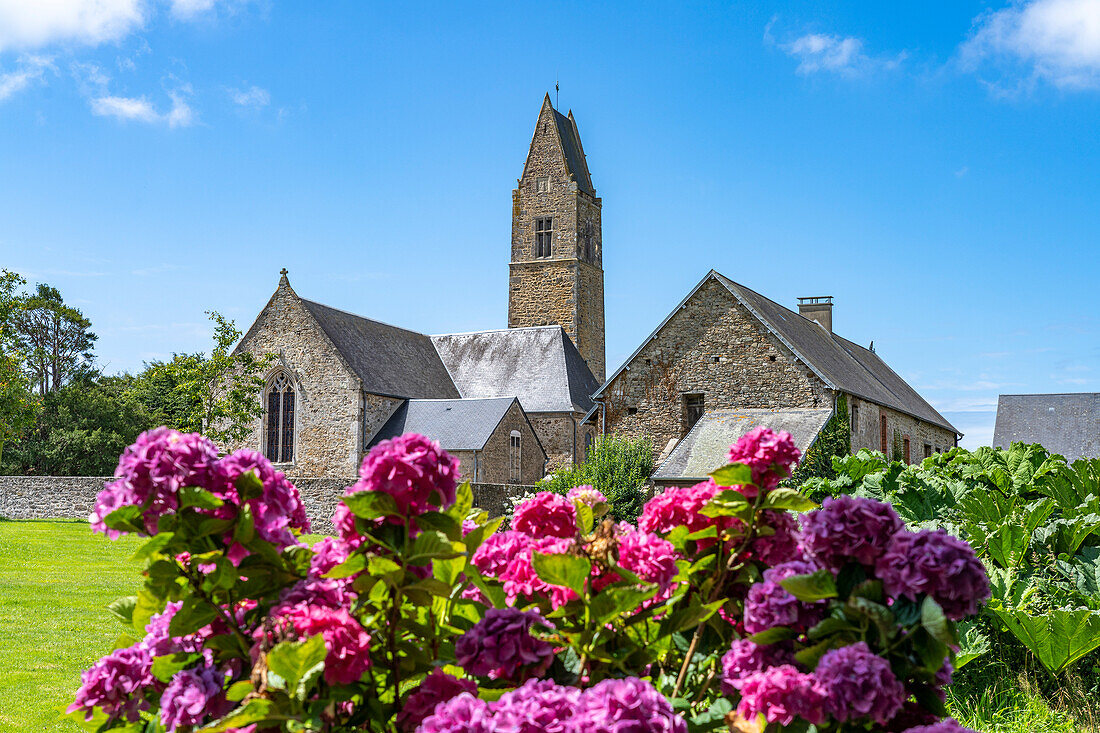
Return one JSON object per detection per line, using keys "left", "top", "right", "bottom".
{"left": 798, "top": 296, "right": 833, "bottom": 333}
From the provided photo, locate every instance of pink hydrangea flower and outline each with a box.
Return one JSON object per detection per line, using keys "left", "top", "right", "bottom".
{"left": 638, "top": 480, "right": 721, "bottom": 537}
{"left": 500, "top": 536, "right": 579, "bottom": 608}
{"left": 487, "top": 679, "right": 581, "bottom": 733}
{"left": 68, "top": 646, "right": 155, "bottom": 723}
{"left": 800, "top": 496, "right": 904, "bottom": 571}
{"left": 720, "top": 639, "right": 796, "bottom": 695}
{"left": 396, "top": 669, "right": 477, "bottom": 732}
{"left": 876, "top": 529, "right": 990, "bottom": 620}
{"left": 751, "top": 510, "right": 802, "bottom": 565}
{"left": 513, "top": 492, "right": 578, "bottom": 538}
{"left": 351, "top": 433, "right": 460, "bottom": 517}
{"left": 815, "top": 642, "right": 906, "bottom": 724}
{"left": 418, "top": 692, "right": 493, "bottom": 733}
{"left": 566, "top": 485, "right": 609, "bottom": 507}
{"left": 617, "top": 526, "right": 679, "bottom": 589}
{"left": 573, "top": 677, "right": 687, "bottom": 733}
{"left": 902, "top": 720, "right": 979, "bottom": 733}
{"left": 282, "top": 605, "right": 372, "bottom": 685}
{"left": 472, "top": 530, "right": 535, "bottom": 577}
{"left": 310, "top": 536, "right": 353, "bottom": 576}
{"left": 160, "top": 664, "right": 230, "bottom": 731}
{"left": 218, "top": 450, "right": 311, "bottom": 546}
{"left": 727, "top": 427, "right": 802, "bottom": 494}
{"left": 734, "top": 664, "right": 825, "bottom": 726}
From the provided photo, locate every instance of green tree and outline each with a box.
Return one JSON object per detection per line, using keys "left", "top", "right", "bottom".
{"left": 0, "top": 269, "right": 36, "bottom": 463}
{"left": 130, "top": 311, "right": 272, "bottom": 445}
{"left": 13, "top": 283, "right": 97, "bottom": 396}
{"left": 539, "top": 434, "right": 654, "bottom": 522}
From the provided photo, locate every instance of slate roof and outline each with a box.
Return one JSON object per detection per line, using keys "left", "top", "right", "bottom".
{"left": 653, "top": 409, "right": 833, "bottom": 483}
{"left": 300, "top": 299, "right": 460, "bottom": 400}
{"left": 993, "top": 393, "right": 1100, "bottom": 462}
{"left": 553, "top": 109, "right": 594, "bottom": 194}
{"left": 431, "top": 326, "right": 598, "bottom": 414}
{"left": 369, "top": 397, "right": 544, "bottom": 453}
{"left": 595, "top": 271, "right": 958, "bottom": 435}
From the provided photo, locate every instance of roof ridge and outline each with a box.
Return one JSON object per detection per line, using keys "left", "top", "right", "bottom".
{"left": 431, "top": 325, "right": 562, "bottom": 338}
{"left": 300, "top": 298, "right": 430, "bottom": 339}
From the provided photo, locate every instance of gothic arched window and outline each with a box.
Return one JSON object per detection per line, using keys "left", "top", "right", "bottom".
{"left": 265, "top": 371, "right": 295, "bottom": 463}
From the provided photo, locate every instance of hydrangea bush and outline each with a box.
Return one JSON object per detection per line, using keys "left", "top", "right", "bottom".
{"left": 70, "top": 426, "right": 990, "bottom": 732}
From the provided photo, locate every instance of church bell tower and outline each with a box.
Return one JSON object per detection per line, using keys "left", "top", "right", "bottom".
{"left": 508, "top": 94, "right": 606, "bottom": 382}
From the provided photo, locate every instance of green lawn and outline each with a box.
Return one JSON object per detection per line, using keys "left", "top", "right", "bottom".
{"left": 0, "top": 519, "right": 145, "bottom": 732}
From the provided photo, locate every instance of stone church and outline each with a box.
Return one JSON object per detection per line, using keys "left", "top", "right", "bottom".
{"left": 230, "top": 94, "right": 602, "bottom": 482}
{"left": 231, "top": 94, "right": 958, "bottom": 486}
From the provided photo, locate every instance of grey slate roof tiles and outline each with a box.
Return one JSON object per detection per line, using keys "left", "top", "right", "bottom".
{"left": 653, "top": 408, "right": 833, "bottom": 482}
{"left": 431, "top": 326, "right": 599, "bottom": 413}
{"left": 993, "top": 393, "right": 1100, "bottom": 462}
{"left": 553, "top": 109, "right": 594, "bottom": 194}
{"left": 300, "top": 299, "right": 460, "bottom": 400}
{"left": 370, "top": 397, "right": 532, "bottom": 453}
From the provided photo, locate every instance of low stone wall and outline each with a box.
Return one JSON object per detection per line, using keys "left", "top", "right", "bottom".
{"left": 0, "top": 476, "right": 535, "bottom": 533}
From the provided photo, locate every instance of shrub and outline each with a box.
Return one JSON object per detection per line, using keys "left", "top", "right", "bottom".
{"left": 69, "top": 426, "right": 988, "bottom": 732}
{"left": 539, "top": 433, "right": 653, "bottom": 522}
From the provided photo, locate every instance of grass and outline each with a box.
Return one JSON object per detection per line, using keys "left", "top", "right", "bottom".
{"left": 0, "top": 519, "right": 145, "bottom": 732}
{"left": 0, "top": 519, "right": 1096, "bottom": 733}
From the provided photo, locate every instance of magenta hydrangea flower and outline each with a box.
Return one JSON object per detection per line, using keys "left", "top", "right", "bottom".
{"left": 218, "top": 450, "right": 311, "bottom": 545}
{"left": 310, "top": 536, "right": 353, "bottom": 575}
{"left": 616, "top": 526, "right": 679, "bottom": 589}
{"left": 876, "top": 529, "right": 991, "bottom": 620}
{"left": 455, "top": 608, "right": 555, "bottom": 682}
{"left": 68, "top": 646, "right": 155, "bottom": 723}
{"left": 638, "top": 480, "right": 721, "bottom": 537}
{"left": 276, "top": 576, "right": 353, "bottom": 614}
{"left": 720, "top": 639, "right": 796, "bottom": 695}
{"left": 901, "top": 720, "right": 979, "bottom": 733}
{"left": 513, "top": 492, "right": 578, "bottom": 539}
{"left": 726, "top": 427, "right": 802, "bottom": 494}
{"left": 743, "top": 579, "right": 823, "bottom": 634}
{"left": 418, "top": 692, "right": 493, "bottom": 733}
{"left": 351, "top": 433, "right": 460, "bottom": 516}
{"left": 566, "top": 485, "right": 609, "bottom": 507}
{"left": 282, "top": 605, "right": 372, "bottom": 685}
{"left": 491, "top": 679, "right": 581, "bottom": 733}
{"left": 751, "top": 511, "right": 803, "bottom": 565}
{"left": 488, "top": 535, "right": 578, "bottom": 607}
{"left": 472, "top": 530, "right": 534, "bottom": 577}
{"left": 396, "top": 669, "right": 477, "bottom": 732}
{"left": 734, "top": 664, "right": 825, "bottom": 726}
{"left": 139, "top": 601, "right": 203, "bottom": 657}
{"left": 160, "top": 664, "right": 229, "bottom": 731}
{"left": 815, "top": 642, "right": 906, "bottom": 724}
{"left": 573, "top": 677, "right": 687, "bottom": 733}
{"left": 92, "top": 428, "right": 223, "bottom": 537}
{"left": 799, "top": 496, "right": 904, "bottom": 570}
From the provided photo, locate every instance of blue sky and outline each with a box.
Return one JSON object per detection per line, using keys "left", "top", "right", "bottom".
{"left": 2, "top": 0, "right": 1098, "bottom": 448}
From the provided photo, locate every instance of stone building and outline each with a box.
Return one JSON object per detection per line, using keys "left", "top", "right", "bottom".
{"left": 590, "top": 271, "right": 959, "bottom": 482}
{"left": 228, "top": 96, "right": 604, "bottom": 480}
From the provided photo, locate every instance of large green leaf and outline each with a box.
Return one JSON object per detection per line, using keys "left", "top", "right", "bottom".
{"left": 1055, "top": 546, "right": 1100, "bottom": 598}
{"left": 780, "top": 570, "right": 837, "bottom": 602}
{"left": 760, "top": 489, "right": 817, "bottom": 512}
{"left": 992, "top": 608, "right": 1100, "bottom": 673}
{"left": 954, "top": 620, "right": 992, "bottom": 670}
{"left": 266, "top": 635, "right": 327, "bottom": 698}
{"left": 986, "top": 523, "right": 1030, "bottom": 569}
{"left": 342, "top": 491, "right": 400, "bottom": 520}
{"left": 709, "top": 463, "right": 753, "bottom": 487}
{"left": 532, "top": 552, "right": 591, "bottom": 595}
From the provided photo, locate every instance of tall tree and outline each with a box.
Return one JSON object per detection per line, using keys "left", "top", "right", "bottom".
{"left": 13, "top": 283, "right": 97, "bottom": 396}
{"left": 130, "top": 312, "right": 273, "bottom": 446}
{"left": 0, "top": 269, "right": 36, "bottom": 463}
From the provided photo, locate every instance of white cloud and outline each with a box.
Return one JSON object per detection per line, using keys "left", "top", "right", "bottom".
{"left": 0, "top": 55, "right": 53, "bottom": 102}
{"left": 90, "top": 87, "right": 193, "bottom": 127}
{"left": 962, "top": 0, "right": 1100, "bottom": 90}
{"left": 229, "top": 84, "right": 269, "bottom": 108}
{"left": 169, "top": 0, "right": 249, "bottom": 20}
{"left": 777, "top": 31, "right": 906, "bottom": 76}
{"left": 0, "top": 0, "right": 145, "bottom": 52}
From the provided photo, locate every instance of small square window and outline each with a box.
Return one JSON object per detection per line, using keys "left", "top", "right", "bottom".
{"left": 536, "top": 177, "right": 549, "bottom": 193}
{"left": 627, "top": 407, "right": 638, "bottom": 416}
{"left": 768, "top": 355, "right": 777, "bottom": 362}
{"left": 712, "top": 356, "right": 720, "bottom": 363}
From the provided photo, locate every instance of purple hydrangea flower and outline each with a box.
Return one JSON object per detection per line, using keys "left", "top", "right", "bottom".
{"left": 68, "top": 646, "right": 155, "bottom": 723}
{"left": 815, "top": 642, "right": 906, "bottom": 724}
{"left": 310, "top": 536, "right": 352, "bottom": 575}
{"left": 275, "top": 576, "right": 353, "bottom": 613}
{"left": 734, "top": 664, "right": 825, "bottom": 726}
{"left": 572, "top": 677, "right": 687, "bottom": 733}
{"left": 160, "top": 664, "right": 229, "bottom": 731}
{"left": 800, "top": 496, "right": 904, "bottom": 570}
{"left": 396, "top": 669, "right": 477, "bottom": 732}
{"left": 455, "top": 608, "right": 555, "bottom": 682}
{"left": 901, "top": 721, "right": 979, "bottom": 733}
{"left": 752, "top": 511, "right": 803, "bottom": 565}
{"left": 721, "top": 639, "right": 796, "bottom": 695}
{"left": 417, "top": 692, "right": 493, "bottom": 733}
{"left": 351, "top": 433, "right": 460, "bottom": 517}
{"left": 139, "top": 601, "right": 201, "bottom": 657}
{"left": 219, "top": 450, "right": 311, "bottom": 545}
{"left": 492, "top": 679, "right": 581, "bottom": 733}
{"left": 743, "top": 564, "right": 825, "bottom": 634}
{"left": 727, "top": 427, "right": 802, "bottom": 494}
{"left": 876, "top": 529, "right": 991, "bottom": 620}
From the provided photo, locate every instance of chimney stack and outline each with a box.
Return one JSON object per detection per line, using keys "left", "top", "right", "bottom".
{"left": 798, "top": 296, "right": 833, "bottom": 333}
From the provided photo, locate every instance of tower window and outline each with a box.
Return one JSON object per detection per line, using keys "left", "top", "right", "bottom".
{"left": 535, "top": 218, "right": 553, "bottom": 258}
{"left": 509, "top": 431, "right": 522, "bottom": 484}
{"left": 683, "top": 393, "right": 705, "bottom": 435}
{"left": 265, "top": 371, "right": 295, "bottom": 463}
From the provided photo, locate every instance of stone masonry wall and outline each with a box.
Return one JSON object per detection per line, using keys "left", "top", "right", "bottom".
{"left": 0, "top": 476, "right": 537, "bottom": 533}
{"left": 528, "top": 412, "right": 579, "bottom": 473}
{"left": 849, "top": 396, "right": 957, "bottom": 464}
{"left": 577, "top": 260, "right": 606, "bottom": 382}
{"left": 476, "top": 400, "right": 546, "bottom": 484}
{"left": 603, "top": 278, "right": 830, "bottom": 462}
{"left": 360, "top": 392, "right": 403, "bottom": 455}
{"left": 229, "top": 279, "right": 367, "bottom": 477}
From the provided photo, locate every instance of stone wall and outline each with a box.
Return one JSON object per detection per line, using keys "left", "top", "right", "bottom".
{"left": 230, "top": 278, "right": 365, "bottom": 476}
{"left": 0, "top": 476, "right": 536, "bottom": 533}
{"left": 849, "top": 397, "right": 957, "bottom": 464}
{"left": 478, "top": 400, "right": 547, "bottom": 484}
{"left": 602, "top": 278, "right": 830, "bottom": 461}
{"left": 528, "top": 411, "right": 598, "bottom": 473}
